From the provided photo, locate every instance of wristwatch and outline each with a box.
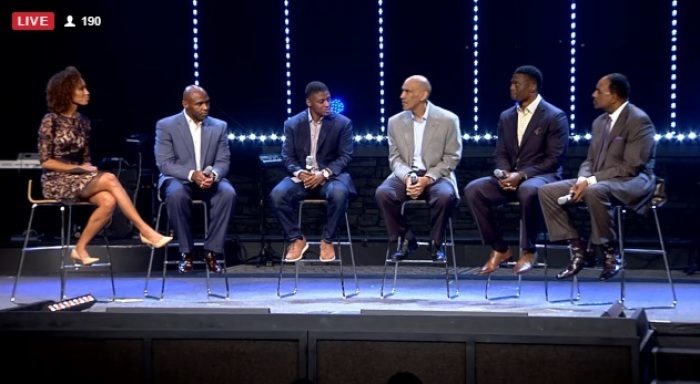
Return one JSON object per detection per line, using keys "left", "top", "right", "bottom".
{"left": 322, "top": 169, "right": 331, "bottom": 179}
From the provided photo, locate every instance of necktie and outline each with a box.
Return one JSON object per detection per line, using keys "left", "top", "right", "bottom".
{"left": 594, "top": 115, "right": 612, "bottom": 171}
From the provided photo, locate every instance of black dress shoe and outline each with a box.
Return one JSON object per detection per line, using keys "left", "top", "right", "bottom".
{"left": 178, "top": 253, "right": 194, "bottom": 274}
{"left": 204, "top": 251, "right": 223, "bottom": 273}
{"left": 428, "top": 241, "right": 446, "bottom": 261}
{"left": 556, "top": 246, "right": 596, "bottom": 280}
{"left": 392, "top": 234, "right": 418, "bottom": 260}
{"left": 599, "top": 250, "right": 622, "bottom": 281}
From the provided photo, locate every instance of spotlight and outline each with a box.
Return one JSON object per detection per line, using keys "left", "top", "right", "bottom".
{"left": 331, "top": 98, "right": 345, "bottom": 114}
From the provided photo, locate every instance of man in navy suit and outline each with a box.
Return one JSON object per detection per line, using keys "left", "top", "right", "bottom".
{"left": 154, "top": 85, "right": 237, "bottom": 274}
{"left": 464, "top": 65, "right": 569, "bottom": 275}
{"left": 538, "top": 73, "right": 656, "bottom": 281}
{"left": 270, "top": 81, "right": 355, "bottom": 263}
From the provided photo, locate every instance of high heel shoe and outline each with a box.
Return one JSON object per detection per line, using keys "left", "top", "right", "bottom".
{"left": 140, "top": 233, "right": 173, "bottom": 248}
{"left": 70, "top": 249, "right": 100, "bottom": 266}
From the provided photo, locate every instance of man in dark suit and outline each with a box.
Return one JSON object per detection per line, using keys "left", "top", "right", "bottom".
{"left": 269, "top": 81, "right": 355, "bottom": 263}
{"left": 538, "top": 73, "right": 657, "bottom": 281}
{"left": 464, "top": 65, "right": 569, "bottom": 275}
{"left": 154, "top": 85, "right": 237, "bottom": 274}
{"left": 375, "top": 75, "right": 462, "bottom": 261}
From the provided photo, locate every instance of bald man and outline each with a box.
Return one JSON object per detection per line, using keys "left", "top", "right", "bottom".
{"left": 375, "top": 75, "right": 463, "bottom": 261}
{"left": 154, "top": 85, "right": 237, "bottom": 274}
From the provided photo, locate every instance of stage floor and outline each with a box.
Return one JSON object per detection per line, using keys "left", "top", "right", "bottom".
{"left": 2, "top": 264, "right": 697, "bottom": 324}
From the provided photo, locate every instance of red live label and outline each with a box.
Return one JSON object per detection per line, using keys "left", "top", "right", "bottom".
{"left": 12, "top": 12, "right": 55, "bottom": 30}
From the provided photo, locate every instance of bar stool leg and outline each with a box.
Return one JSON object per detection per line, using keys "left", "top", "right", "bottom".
{"left": 445, "top": 218, "right": 459, "bottom": 298}
{"left": 10, "top": 204, "right": 38, "bottom": 304}
{"left": 103, "top": 235, "right": 116, "bottom": 301}
{"left": 484, "top": 216, "right": 522, "bottom": 300}
{"left": 619, "top": 205, "right": 677, "bottom": 309}
{"left": 276, "top": 243, "right": 300, "bottom": 298}
{"left": 277, "top": 206, "right": 301, "bottom": 298}
{"left": 344, "top": 212, "right": 360, "bottom": 298}
{"left": 60, "top": 205, "right": 70, "bottom": 300}
{"left": 653, "top": 207, "right": 678, "bottom": 308}
{"left": 144, "top": 202, "right": 165, "bottom": 300}
{"left": 380, "top": 240, "right": 401, "bottom": 299}
{"left": 618, "top": 206, "right": 627, "bottom": 306}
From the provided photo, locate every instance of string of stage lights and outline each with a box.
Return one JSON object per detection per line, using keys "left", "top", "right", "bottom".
{"left": 191, "top": 0, "right": 694, "bottom": 144}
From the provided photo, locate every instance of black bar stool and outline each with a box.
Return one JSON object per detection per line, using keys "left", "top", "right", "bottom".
{"left": 483, "top": 201, "right": 549, "bottom": 300}
{"left": 277, "top": 199, "right": 359, "bottom": 298}
{"left": 144, "top": 196, "right": 230, "bottom": 300}
{"left": 380, "top": 199, "right": 460, "bottom": 299}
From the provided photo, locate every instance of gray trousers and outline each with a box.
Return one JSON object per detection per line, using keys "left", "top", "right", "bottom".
{"left": 537, "top": 179, "right": 617, "bottom": 246}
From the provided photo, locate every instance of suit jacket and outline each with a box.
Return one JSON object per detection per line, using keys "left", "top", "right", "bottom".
{"left": 385, "top": 101, "right": 463, "bottom": 196}
{"left": 578, "top": 103, "right": 656, "bottom": 214}
{"left": 494, "top": 98, "right": 569, "bottom": 179}
{"left": 154, "top": 111, "right": 231, "bottom": 189}
{"left": 281, "top": 110, "right": 356, "bottom": 196}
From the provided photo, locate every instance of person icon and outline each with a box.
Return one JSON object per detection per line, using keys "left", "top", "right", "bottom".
{"left": 64, "top": 15, "right": 76, "bottom": 27}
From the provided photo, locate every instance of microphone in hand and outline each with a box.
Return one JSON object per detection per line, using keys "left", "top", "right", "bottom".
{"left": 557, "top": 193, "right": 574, "bottom": 205}
{"left": 409, "top": 172, "right": 418, "bottom": 185}
{"left": 494, "top": 169, "right": 508, "bottom": 180}
{"left": 305, "top": 155, "right": 315, "bottom": 172}
{"left": 202, "top": 166, "right": 213, "bottom": 177}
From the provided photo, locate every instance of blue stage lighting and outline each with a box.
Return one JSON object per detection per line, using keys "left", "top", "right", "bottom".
{"left": 331, "top": 99, "right": 345, "bottom": 114}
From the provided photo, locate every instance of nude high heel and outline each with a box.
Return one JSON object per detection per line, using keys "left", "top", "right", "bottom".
{"left": 140, "top": 233, "right": 173, "bottom": 248}
{"left": 70, "top": 249, "right": 100, "bottom": 266}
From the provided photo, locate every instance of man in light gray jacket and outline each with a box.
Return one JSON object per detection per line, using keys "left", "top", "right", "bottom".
{"left": 375, "top": 75, "right": 462, "bottom": 261}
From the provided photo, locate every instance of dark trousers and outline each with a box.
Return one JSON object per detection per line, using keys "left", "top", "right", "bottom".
{"left": 464, "top": 176, "right": 550, "bottom": 253}
{"left": 269, "top": 177, "right": 350, "bottom": 242}
{"left": 162, "top": 178, "right": 237, "bottom": 254}
{"left": 375, "top": 176, "right": 458, "bottom": 245}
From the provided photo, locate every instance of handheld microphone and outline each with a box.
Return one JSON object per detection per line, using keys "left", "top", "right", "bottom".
{"left": 557, "top": 193, "right": 574, "bottom": 205}
{"left": 305, "top": 155, "right": 315, "bottom": 171}
{"left": 202, "top": 166, "right": 213, "bottom": 176}
{"left": 494, "top": 169, "right": 508, "bottom": 180}
{"left": 409, "top": 172, "right": 418, "bottom": 185}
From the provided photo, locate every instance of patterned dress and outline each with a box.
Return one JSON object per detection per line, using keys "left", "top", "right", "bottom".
{"left": 37, "top": 112, "right": 100, "bottom": 201}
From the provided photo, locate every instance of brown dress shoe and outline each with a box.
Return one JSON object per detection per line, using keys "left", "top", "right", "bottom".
{"left": 284, "top": 237, "right": 308, "bottom": 262}
{"left": 513, "top": 251, "right": 538, "bottom": 275}
{"left": 599, "top": 247, "right": 622, "bottom": 281}
{"left": 203, "top": 251, "right": 223, "bottom": 273}
{"left": 319, "top": 240, "right": 336, "bottom": 262}
{"left": 178, "top": 253, "right": 194, "bottom": 274}
{"left": 556, "top": 246, "right": 595, "bottom": 280}
{"left": 480, "top": 248, "right": 513, "bottom": 274}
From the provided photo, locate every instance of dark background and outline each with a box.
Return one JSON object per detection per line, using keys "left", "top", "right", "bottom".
{"left": 3, "top": 0, "right": 699, "bottom": 163}
{"left": 2, "top": 0, "right": 699, "bottom": 246}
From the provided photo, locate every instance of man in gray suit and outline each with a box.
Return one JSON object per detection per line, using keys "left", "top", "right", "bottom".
{"left": 154, "top": 85, "right": 237, "bottom": 274}
{"left": 538, "top": 73, "right": 656, "bottom": 281}
{"left": 375, "top": 75, "right": 462, "bottom": 261}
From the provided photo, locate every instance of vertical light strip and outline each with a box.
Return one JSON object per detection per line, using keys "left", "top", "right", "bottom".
{"left": 669, "top": 0, "right": 678, "bottom": 131}
{"left": 284, "top": 0, "right": 292, "bottom": 118}
{"left": 472, "top": 0, "right": 479, "bottom": 133}
{"left": 378, "top": 0, "right": 386, "bottom": 133}
{"left": 192, "top": 0, "right": 200, "bottom": 84}
{"left": 569, "top": 1, "right": 577, "bottom": 135}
